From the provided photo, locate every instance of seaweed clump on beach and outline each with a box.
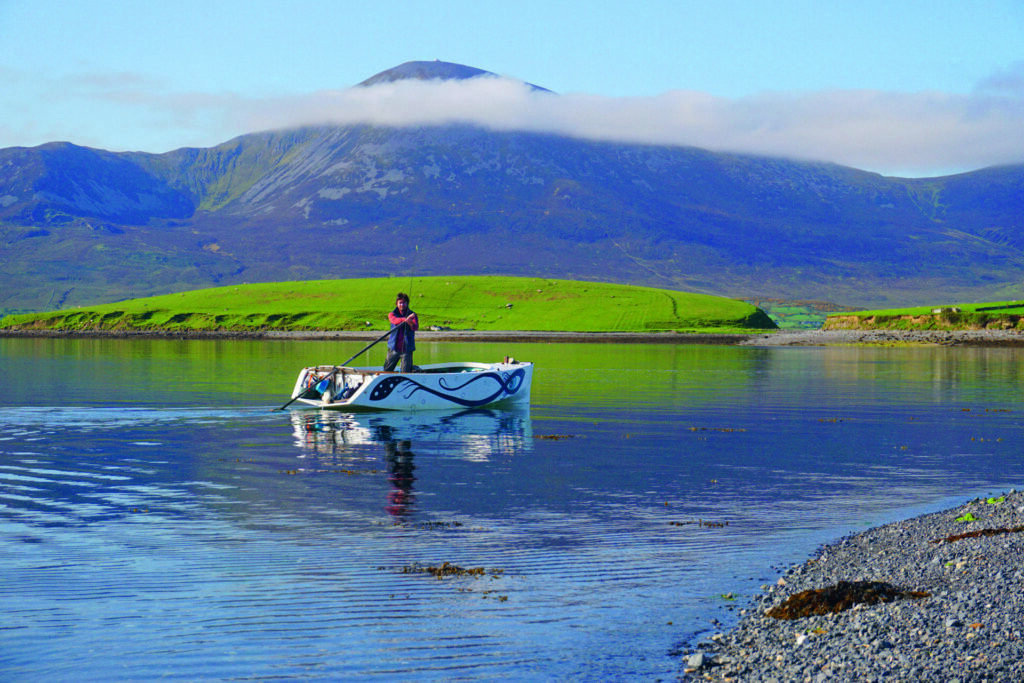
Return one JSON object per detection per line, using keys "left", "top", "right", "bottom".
{"left": 766, "top": 580, "right": 930, "bottom": 619}
{"left": 931, "top": 524, "right": 1024, "bottom": 543}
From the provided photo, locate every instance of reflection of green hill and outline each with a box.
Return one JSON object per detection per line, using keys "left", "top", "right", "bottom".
{"left": 477, "top": 342, "right": 772, "bottom": 411}
{"left": 0, "top": 276, "right": 777, "bottom": 332}
{"left": 508, "top": 342, "right": 1024, "bottom": 414}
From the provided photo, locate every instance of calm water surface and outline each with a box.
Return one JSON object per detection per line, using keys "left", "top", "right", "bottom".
{"left": 1, "top": 338, "right": 1022, "bottom": 680}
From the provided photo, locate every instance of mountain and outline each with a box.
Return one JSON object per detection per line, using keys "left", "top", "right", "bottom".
{"left": 358, "top": 59, "right": 552, "bottom": 92}
{"left": 1, "top": 61, "right": 1023, "bottom": 313}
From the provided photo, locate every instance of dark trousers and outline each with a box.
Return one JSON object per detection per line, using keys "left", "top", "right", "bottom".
{"left": 383, "top": 349, "right": 413, "bottom": 373}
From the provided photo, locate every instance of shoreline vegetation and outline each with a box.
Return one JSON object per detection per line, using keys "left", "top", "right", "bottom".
{"left": 685, "top": 490, "right": 1024, "bottom": 681}
{"left": 824, "top": 300, "right": 1024, "bottom": 332}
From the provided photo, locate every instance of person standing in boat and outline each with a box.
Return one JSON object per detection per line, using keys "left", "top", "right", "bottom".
{"left": 383, "top": 292, "right": 418, "bottom": 373}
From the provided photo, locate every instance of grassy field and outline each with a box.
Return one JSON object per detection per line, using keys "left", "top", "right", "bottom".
{"left": 0, "top": 276, "right": 777, "bottom": 333}
{"left": 744, "top": 298, "right": 861, "bottom": 329}
{"left": 825, "top": 299, "right": 1024, "bottom": 330}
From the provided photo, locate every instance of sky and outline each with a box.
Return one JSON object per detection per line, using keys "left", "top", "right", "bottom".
{"left": 1, "top": 0, "right": 1023, "bottom": 177}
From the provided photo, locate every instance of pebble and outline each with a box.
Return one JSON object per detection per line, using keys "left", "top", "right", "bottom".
{"left": 683, "top": 489, "right": 1024, "bottom": 681}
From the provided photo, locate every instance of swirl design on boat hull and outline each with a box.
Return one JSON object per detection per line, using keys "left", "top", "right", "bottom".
{"left": 368, "top": 368, "right": 526, "bottom": 407}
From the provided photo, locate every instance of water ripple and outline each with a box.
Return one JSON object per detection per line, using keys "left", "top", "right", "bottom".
{"left": 2, "top": 343, "right": 1023, "bottom": 680}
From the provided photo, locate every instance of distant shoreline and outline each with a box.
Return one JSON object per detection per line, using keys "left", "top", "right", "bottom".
{"left": 3, "top": 328, "right": 1024, "bottom": 346}
{"left": 0, "top": 328, "right": 753, "bottom": 344}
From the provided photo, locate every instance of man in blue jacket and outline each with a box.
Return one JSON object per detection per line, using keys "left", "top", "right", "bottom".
{"left": 383, "top": 292, "right": 418, "bottom": 372}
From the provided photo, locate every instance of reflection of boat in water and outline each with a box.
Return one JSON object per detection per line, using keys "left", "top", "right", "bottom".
{"left": 290, "top": 407, "right": 533, "bottom": 518}
{"left": 290, "top": 406, "right": 533, "bottom": 461}
{"left": 287, "top": 359, "right": 533, "bottom": 411}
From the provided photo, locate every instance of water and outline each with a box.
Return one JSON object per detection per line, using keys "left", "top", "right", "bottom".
{"left": 1, "top": 338, "right": 1022, "bottom": 680}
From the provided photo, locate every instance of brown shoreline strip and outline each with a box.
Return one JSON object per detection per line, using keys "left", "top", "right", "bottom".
{"left": 0, "top": 328, "right": 755, "bottom": 344}
{"left": 2, "top": 328, "right": 1024, "bottom": 345}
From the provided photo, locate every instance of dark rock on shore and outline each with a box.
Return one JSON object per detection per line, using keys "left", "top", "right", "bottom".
{"left": 684, "top": 490, "right": 1024, "bottom": 681}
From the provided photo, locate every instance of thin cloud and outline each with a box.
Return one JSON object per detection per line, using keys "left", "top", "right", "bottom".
{"left": 976, "top": 61, "right": 1024, "bottom": 97}
{"left": 5, "top": 69, "right": 1023, "bottom": 176}
{"left": 229, "top": 77, "right": 1024, "bottom": 177}
{"left": 70, "top": 71, "right": 165, "bottom": 92}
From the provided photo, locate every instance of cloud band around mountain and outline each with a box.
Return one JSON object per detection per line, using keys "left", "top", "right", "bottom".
{"left": 228, "top": 76, "right": 1024, "bottom": 178}
{"left": 7, "top": 66, "right": 1024, "bottom": 178}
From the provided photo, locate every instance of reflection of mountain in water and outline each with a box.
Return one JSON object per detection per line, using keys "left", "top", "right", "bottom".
{"left": 289, "top": 407, "right": 533, "bottom": 461}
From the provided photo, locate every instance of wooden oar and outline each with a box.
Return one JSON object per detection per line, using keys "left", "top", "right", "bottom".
{"left": 275, "top": 321, "right": 406, "bottom": 411}
{"left": 338, "top": 320, "right": 406, "bottom": 368}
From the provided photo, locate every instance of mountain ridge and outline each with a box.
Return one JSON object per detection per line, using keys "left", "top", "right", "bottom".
{"left": 1, "top": 61, "right": 1022, "bottom": 313}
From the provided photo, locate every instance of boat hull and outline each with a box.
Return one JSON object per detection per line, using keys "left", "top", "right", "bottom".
{"left": 288, "top": 359, "right": 533, "bottom": 411}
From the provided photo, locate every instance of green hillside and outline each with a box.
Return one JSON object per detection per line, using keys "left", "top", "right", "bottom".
{"left": 824, "top": 300, "right": 1024, "bottom": 330}
{"left": 0, "top": 276, "right": 776, "bottom": 333}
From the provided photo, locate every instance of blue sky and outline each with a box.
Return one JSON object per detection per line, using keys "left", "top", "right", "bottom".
{"left": 1, "top": 0, "right": 1022, "bottom": 177}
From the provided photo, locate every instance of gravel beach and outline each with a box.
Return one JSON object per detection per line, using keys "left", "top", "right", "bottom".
{"left": 684, "top": 490, "right": 1024, "bottom": 682}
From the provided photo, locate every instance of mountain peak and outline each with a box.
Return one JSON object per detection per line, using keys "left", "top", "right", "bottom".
{"left": 358, "top": 59, "right": 552, "bottom": 92}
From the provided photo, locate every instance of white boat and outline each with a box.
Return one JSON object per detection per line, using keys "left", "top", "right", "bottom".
{"left": 286, "top": 357, "right": 533, "bottom": 411}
